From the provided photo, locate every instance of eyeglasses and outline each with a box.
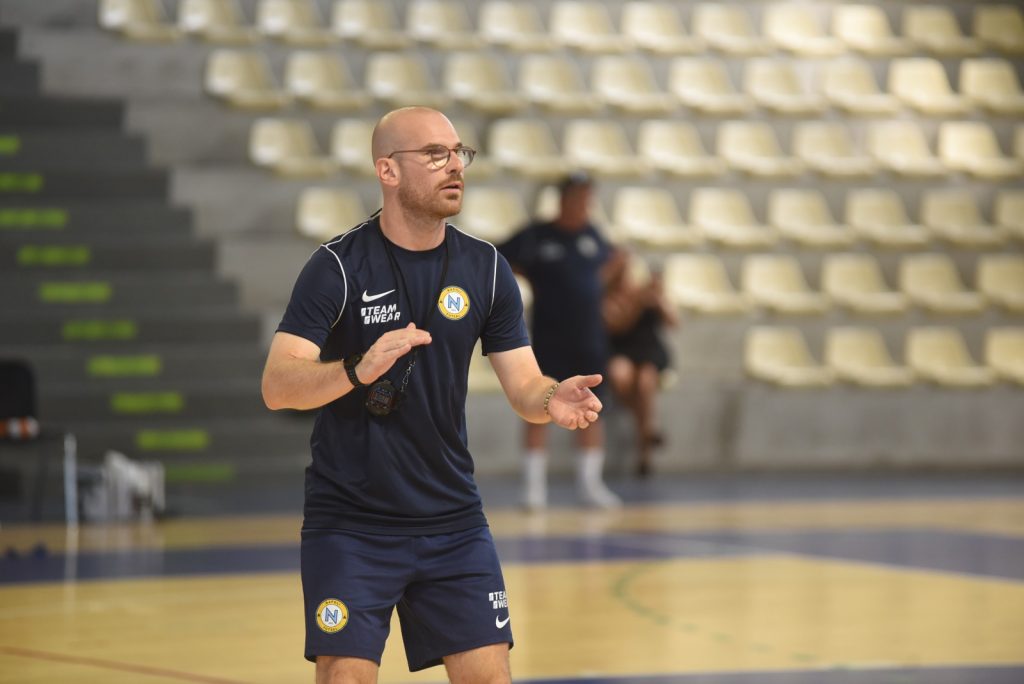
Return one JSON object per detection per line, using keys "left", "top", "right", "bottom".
{"left": 386, "top": 144, "right": 476, "bottom": 170}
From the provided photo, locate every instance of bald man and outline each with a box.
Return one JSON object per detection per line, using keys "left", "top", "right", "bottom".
{"left": 262, "top": 107, "right": 607, "bottom": 684}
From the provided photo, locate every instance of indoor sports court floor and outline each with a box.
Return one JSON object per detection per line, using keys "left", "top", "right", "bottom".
{"left": 1, "top": 472, "right": 1023, "bottom": 683}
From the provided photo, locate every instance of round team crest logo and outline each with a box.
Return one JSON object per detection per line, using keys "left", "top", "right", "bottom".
{"left": 316, "top": 598, "right": 349, "bottom": 634}
{"left": 438, "top": 286, "right": 470, "bottom": 320}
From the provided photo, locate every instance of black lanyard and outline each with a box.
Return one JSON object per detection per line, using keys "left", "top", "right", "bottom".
{"left": 377, "top": 223, "right": 450, "bottom": 333}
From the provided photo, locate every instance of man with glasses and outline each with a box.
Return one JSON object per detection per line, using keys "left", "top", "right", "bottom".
{"left": 262, "top": 107, "right": 605, "bottom": 684}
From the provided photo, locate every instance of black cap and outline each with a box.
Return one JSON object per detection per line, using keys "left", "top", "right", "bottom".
{"left": 558, "top": 171, "right": 593, "bottom": 193}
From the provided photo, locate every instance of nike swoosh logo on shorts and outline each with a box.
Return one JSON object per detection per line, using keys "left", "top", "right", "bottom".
{"left": 495, "top": 615, "right": 510, "bottom": 629}
{"left": 362, "top": 289, "right": 396, "bottom": 303}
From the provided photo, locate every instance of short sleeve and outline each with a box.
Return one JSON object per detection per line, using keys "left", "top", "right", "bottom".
{"left": 276, "top": 247, "right": 347, "bottom": 349}
{"left": 481, "top": 252, "right": 530, "bottom": 355}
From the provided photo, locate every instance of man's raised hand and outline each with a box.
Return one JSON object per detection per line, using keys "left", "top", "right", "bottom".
{"left": 547, "top": 374, "right": 604, "bottom": 430}
{"left": 356, "top": 323, "right": 432, "bottom": 384}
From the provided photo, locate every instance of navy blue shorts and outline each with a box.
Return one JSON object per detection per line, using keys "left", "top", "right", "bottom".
{"left": 301, "top": 525, "right": 513, "bottom": 672}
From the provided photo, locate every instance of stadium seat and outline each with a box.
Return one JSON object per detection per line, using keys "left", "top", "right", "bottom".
{"left": 745, "top": 327, "right": 836, "bottom": 387}
{"left": 550, "top": 1, "right": 633, "bottom": 53}
{"left": 744, "top": 59, "right": 827, "bottom": 114}
{"left": 978, "top": 255, "right": 1024, "bottom": 312}
{"left": 690, "top": 188, "right": 776, "bottom": 248}
{"left": 443, "top": 52, "right": 526, "bottom": 114}
{"left": 449, "top": 119, "right": 496, "bottom": 178}
{"left": 868, "top": 121, "right": 946, "bottom": 177}
{"left": 973, "top": 4, "right": 1024, "bottom": 54}
{"left": 763, "top": 4, "right": 844, "bottom": 56}
{"left": 365, "top": 53, "right": 448, "bottom": 108}
{"left": 611, "top": 187, "right": 702, "bottom": 248}
{"left": 296, "top": 187, "right": 367, "bottom": 241}
{"left": 330, "top": 0, "right": 411, "bottom": 49}
{"left": 458, "top": 188, "right": 528, "bottom": 243}
{"left": 845, "top": 189, "right": 930, "bottom": 248}
{"left": 939, "top": 122, "right": 1024, "bottom": 180}
{"left": 793, "top": 122, "right": 876, "bottom": 177}
{"left": 692, "top": 4, "right": 773, "bottom": 55}
{"left": 825, "top": 327, "right": 915, "bottom": 387}
{"left": 822, "top": 58, "right": 900, "bottom": 115}
{"left": 833, "top": 5, "right": 913, "bottom": 55}
{"left": 488, "top": 118, "right": 573, "bottom": 180}
{"left": 407, "top": 0, "right": 484, "bottom": 49}
{"left": 329, "top": 119, "right": 376, "bottom": 176}
{"left": 890, "top": 58, "right": 972, "bottom": 115}
{"left": 768, "top": 189, "right": 856, "bottom": 248}
{"left": 900, "top": 254, "right": 986, "bottom": 314}
{"left": 921, "top": 189, "right": 1007, "bottom": 248}
{"left": 100, "top": 0, "right": 182, "bottom": 41}
{"left": 249, "top": 118, "right": 337, "bottom": 177}
{"left": 986, "top": 328, "right": 1024, "bottom": 384}
{"left": 563, "top": 120, "right": 650, "bottom": 177}
{"left": 479, "top": 1, "right": 554, "bottom": 51}
{"left": 204, "top": 50, "right": 291, "bottom": 109}
{"left": 717, "top": 121, "right": 804, "bottom": 177}
{"left": 669, "top": 57, "right": 754, "bottom": 114}
{"left": 256, "top": 0, "right": 335, "bottom": 45}
{"left": 904, "top": 5, "right": 983, "bottom": 56}
{"left": 663, "top": 254, "right": 750, "bottom": 314}
{"left": 284, "top": 52, "right": 370, "bottom": 111}
{"left": 468, "top": 343, "right": 503, "bottom": 393}
{"left": 907, "top": 327, "right": 995, "bottom": 387}
{"left": 178, "top": 0, "right": 258, "bottom": 43}
{"left": 518, "top": 54, "right": 602, "bottom": 113}
{"left": 636, "top": 120, "right": 726, "bottom": 177}
{"left": 1017, "top": 125, "right": 1024, "bottom": 160}
{"left": 742, "top": 255, "right": 830, "bottom": 315}
{"left": 960, "top": 59, "right": 1024, "bottom": 115}
{"left": 823, "top": 253, "right": 908, "bottom": 315}
{"left": 995, "top": 190, "right": 1024, "bottom": 241}
{"left": 592, "top": 56, "right": 676, "bottom": 114}
{"left": 622, "top": 2, "right": 705, "bottom": 54}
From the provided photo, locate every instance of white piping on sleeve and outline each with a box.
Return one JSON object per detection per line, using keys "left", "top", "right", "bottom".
{"left": 452, "top": 225, "right": 498, "bottom": 316}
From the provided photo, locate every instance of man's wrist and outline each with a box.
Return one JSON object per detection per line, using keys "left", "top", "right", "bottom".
{"left": 344, "top": 354, "right": 365, "bottom": 388}
{"left": 542, "top": 381, "right": 560, "bottom": 416}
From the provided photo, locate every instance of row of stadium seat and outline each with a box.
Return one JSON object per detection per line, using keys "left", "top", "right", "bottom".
{"left": 745, "top": 326, "right": 1023, "bottom": 387}
{"left": 102, "top": 0, "right": 1024, "bottom": 57}
{"left": 205, "top": 50, "right": 1024, "bottom": 117}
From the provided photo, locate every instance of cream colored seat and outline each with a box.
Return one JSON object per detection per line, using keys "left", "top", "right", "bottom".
{"left": 974, "top": 4, "right": 1024, "bottom": 55}
{"left": 468, "top": 343, "right": 503, "bottom": 393}
{"left": 823, "top": 253, "right": 908, "bottom": 315}
{"left": 890, "top": 58, "right": 971, "bottom": 115}
{"left": 744, "top": 59, "right": 827, "bottom": 114}
{"left": 745, "top": 327, "right": 836, "bottom": 387}
{"left": 611, "top": 187, "right": 702, "bottom": 248}
{"left": 939, "top": 122, "right": 1024, "bottom": 180}
{"left": 407, "top": 0, "right": 484, "bottom": 49}
{"left": 742, "top": 255, "right": 830, "bottom": 314}
{"left": 284, "top": 52, "right": 371, "bottom": 110}
{"left": 205, "top": 50, "right": 291, "bottom": 109}
{"left": 178, "top": 0, "right": 257, "bottom": 43}
{"left": 978, "top": 255, "right": 1024, "bottom": 312}
{"left": 365, "top": 53, "right": 448, "bottom": 108}
{"left": 663, "top": 254, "right": 750, "bottom": 314}
{"left": 479, "top": 1, "right": 555, "bottom": 51}
{"left": 296, "top": 187, "right": 367, "bottom": 241}
{"left": 563, "top": 120, "right": 650, "bottom": 177}
{"left": 669, "top": 58, "right": 754, "bottom": 114}
{"left": 995, "top": 190, "right": 1024, "bottom": 241}
{"left": 822, "top": 58, "right": 901, "bottom": 115}
{"left": 961, "top": 59, "right": 1024, "bottom": 115}
{"left": 692, "top": 4, "right": 772, "bottom": 55}
{"left": 458, "top": 188, "right": 528, "bottom": 244}
{"left": 922, "top": 189, "right": 1007, "bottom": 248}
{"left": 900, "top": 254, "right": 985, "bottom": 314}
{"left": 1017, "top": 125, "right": 1024, "bottom": 160}
{"left": 637, "top": 120, "right": 726, "bottom": 177}
{"left": 833, "top": 5, "right": 913, "bottom": 55}
{"left": 250, "top": 118, "right": 338, "bottom": 177}
{"left": 768, "top": 189, "right": 856, "bottom": 248}
{"left": 330, "top": 0, "right": 410, "bottom": 49}
{"left": 257, "top": 0, "right": 335, "bottom": 45}
{"left": 986, "top": 328, "right": 1024, "bottom": 384}
{"left": 718, "top": 121, "right": 804, "bottom": 177}
{"left": 329, "top": 119, "right": 376, "bottom": 176}
{"left": 907, "top": 327, "right": 995, "bottom": 387}
{"left": 443, "top": 52, "right": 526, "bottom": 114}
{"left": 449, "top": 119, "right": 496, "bottom": 179}
{"left": 550, "top": 1, "right": 632, "bottom": 53}
{"left": 905, "top": 6, "right": 983, "bottom": 56}
{"left": 100, "top": 0, "right": 182, "bottom": 41}
{"left": 845, "top": 189, "right": 930, "bottom": 248}
{"left": 518, "top": 54, "right": 602, "bottom": 113}
{"left": 488, "top": 118, "right": 573, "bottom": 180}
{"left": 794, "top": 122, "right": 876, "bottom": 177}
{"left": 868, "top": 121, "right": 946, "bottom": 177}
{"left": 826, "top": 327, "right": 915, "bottom": 387}
{"left": 763, "top": 4, "right": 844, "bottom": 56}
{"left": 690, "top": 188, "right": 776, "bottom": 248}
{"left": 622, "top": 2, "right": 705, "bottom": 54}
{"left": 592, "top": 56, "right": 676, "bottom": 114}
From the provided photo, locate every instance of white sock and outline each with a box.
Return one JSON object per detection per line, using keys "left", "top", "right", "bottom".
{"left": 523, "top": 450, "right": 547, "bottom": 510}
{"left": 577, "top": 449, "right": 621, "bottom": 509}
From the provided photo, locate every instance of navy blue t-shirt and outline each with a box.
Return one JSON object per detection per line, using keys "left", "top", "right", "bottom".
{"left": 277, "top": 216, "right": 530, "bottom": 535}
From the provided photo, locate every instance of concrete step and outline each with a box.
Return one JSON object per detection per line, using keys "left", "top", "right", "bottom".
{"left": 40, "top": 382, "right": 271, "bottom": 421}
{"left": 0, "top": 168, "right": 167, "bottom": 199}
{"left": 0, "top": 129, "right": 147, "bottom": 168}
{"left": 0, "top": 234, "right": 215, "bottom": 270}
{"left": 0, "top": 311, "right": 261, "bottom": 344}
{"left": 0, "top": 272, "right": 240, "bottom": 312}
{"left": 0, "top": 31, "right": 18, "bottom": 58}
{"left": 0, "top": 200, "right": 192, "bottom": 234}
{"left": 0, "top": 95, "right": 123, "bottom": 127}
{"left": 0, "top": 61, "right": 38, "bottom": 95}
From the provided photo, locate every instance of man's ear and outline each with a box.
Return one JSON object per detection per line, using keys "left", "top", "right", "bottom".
{"left": 376, "top": 158, "right": 399, "bottom": 186}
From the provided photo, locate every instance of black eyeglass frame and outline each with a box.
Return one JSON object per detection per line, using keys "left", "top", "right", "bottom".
{"left": 385, "top": 144, "right": 476, "bottom": 169}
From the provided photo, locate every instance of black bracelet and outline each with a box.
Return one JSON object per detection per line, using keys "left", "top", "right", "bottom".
{"left": 344, "top": 354, "right": 364, "bottom": 388}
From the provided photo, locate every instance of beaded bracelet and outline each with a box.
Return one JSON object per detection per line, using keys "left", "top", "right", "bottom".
{"left": 542, "top": 382, "right": 560, "bottom": 415}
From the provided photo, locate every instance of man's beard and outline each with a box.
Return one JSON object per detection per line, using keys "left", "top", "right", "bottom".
{"left": 398, "top": 180, "right": 463, "bottom": 220}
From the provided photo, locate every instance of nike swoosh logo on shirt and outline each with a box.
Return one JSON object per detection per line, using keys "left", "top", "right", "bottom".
{"left": 495, "top": 615, "right": 510, "bottom": 629}
{"left": 362, "top": 289, "right": 396, "bottom": 303}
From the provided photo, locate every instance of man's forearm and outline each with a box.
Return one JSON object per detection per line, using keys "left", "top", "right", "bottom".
{"left": 262, "top": 357, "right": 356, "bottom": 411}
{"left": 510, "top": 374, "right": 559, "bottom": 424}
